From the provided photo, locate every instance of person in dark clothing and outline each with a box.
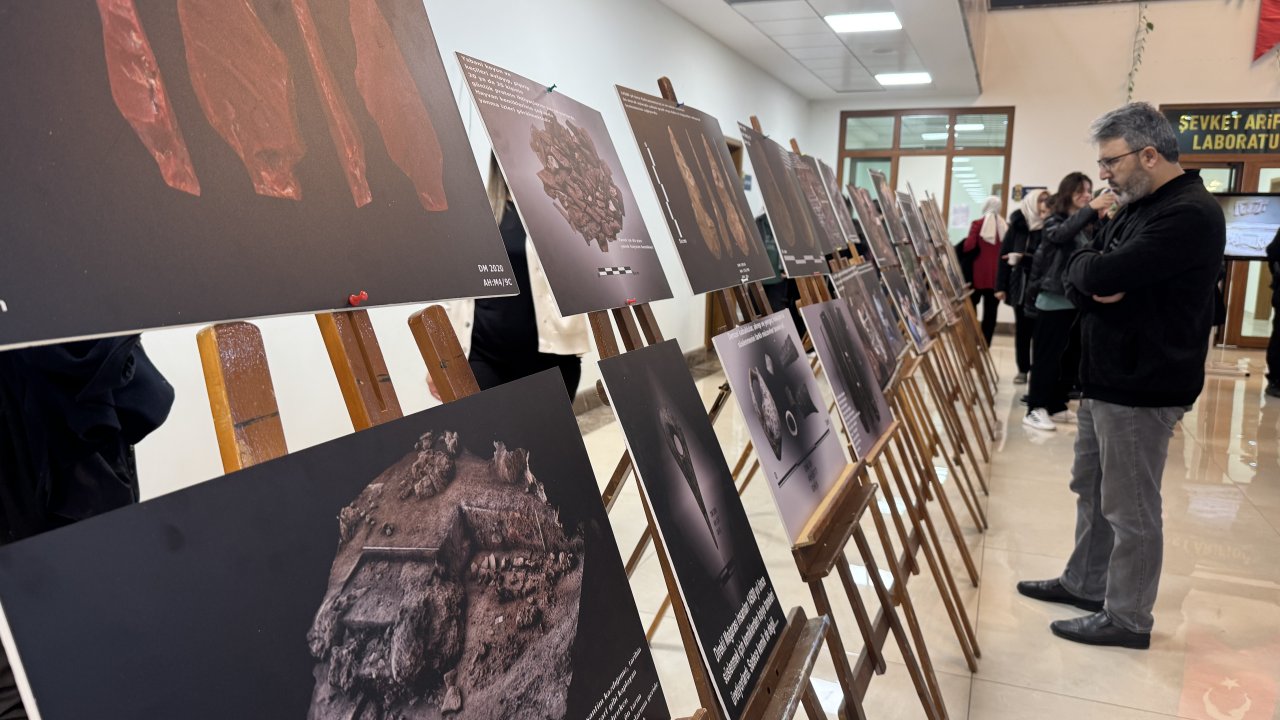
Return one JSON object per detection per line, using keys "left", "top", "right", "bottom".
{"left": 0, "top": 335, "right": 175, "bottom": 717}
{"left": 433, "top": 159, "right": 590, "bottom": 402}
{"left": 963, "top": 196, "right": 1006, "bottom": 345}
{"left": 1023, "top": 172, "right": 1101, "bottom": 431}
{"left": 757, "top": 213, "right": 791, "bottom": 318}
{"left": 1017, "top": 102, "right": 1226, "bottom": 650}
{"left": 1267, "top": 230, "right": 1280, "bottom": 398}
{"left": 997, "top": 188, "right": 1050, "bottom": 383}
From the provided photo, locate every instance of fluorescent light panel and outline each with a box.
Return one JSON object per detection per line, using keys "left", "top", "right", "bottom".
{"left": 824, "top": 12, "right": 902, "bottom": 33}
{"left": 920, "top": 132, "right": 949, "bottom": 141}
{"left": 954, "top": 123, "right": 985, "bottom": 132}
{"left": 876, "top": 72, "right": 932, "bottom": 86}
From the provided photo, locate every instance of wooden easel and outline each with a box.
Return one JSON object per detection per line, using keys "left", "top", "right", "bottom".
{"left": 790, "top": 269, "right": 981, "bottom": 674}
{"left": 198, "top": 306, "right": 711, "bottom": 720}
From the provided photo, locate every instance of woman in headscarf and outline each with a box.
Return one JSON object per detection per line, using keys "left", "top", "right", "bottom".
{"left": 997, "top": 188, "right": 1051, "bottom": 384}
{"left": 962, "top": 196, "right": 1007, "bottom": 344}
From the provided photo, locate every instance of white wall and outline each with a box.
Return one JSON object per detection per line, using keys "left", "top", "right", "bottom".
{"left": 805, "top": 0, "right": 1280, "bottom": 190}
{"left": 133, "top": 0, "right": 815, "bottom": 498}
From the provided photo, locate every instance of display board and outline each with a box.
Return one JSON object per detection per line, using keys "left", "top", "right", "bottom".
{"left": 0, "top": 371, "right": 669, "bottom": 720}
{"left": 615, "top": 87, "right": 773, "bottom": 294}
{"left": 800, "top": 300, "right": 895, "bottom": 459}
{"left": 869, "top": 170, "right": 911, "bottom": 246}
{"left": 848, "top": 184, "right": 899, "bottom": 268}
{"left": 796, "top": 155, "right": 847, "bottom": 254}
{"left": 0, "top": 0, "right": 516, "bottom": 351}
{"left": 457, "top": 55, "right": 672, "bottom": 315}
{"left": 896, "top": 244, "right": 936, "bottom": 319}
{"left": 883, "top": 266, "right": 932, "bottom": 352}
{"left": 832, "top": 265, "right": 907, "bottom": 367}
{"left": 712, "top": 312, "right": 849, "bottom": 541}
{"left": 818, "top": 160, "right": 859, "bottom": 247}
{"left": 1216, "top": 194, "right": 1280, "bottom": 259}
{"left": 738, "top": 124, "right": 830, "bottom": 276}
{"left": 599, "top": 340, "right": 787, "bottom": 720}
{"left": 898, "top": 190, "right": 934, "bottom": 258}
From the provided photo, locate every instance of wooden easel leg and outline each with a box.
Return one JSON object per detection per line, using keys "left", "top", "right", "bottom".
{"left": 853, "top": 472, "right": 949, "bottom": 719}
{"left": 896, "top": 386, "right": 986, "bottom": 534}
{"left": 935, "top": 341, "right": 991, "bottom": 465}
{"left": 871, "top": 457, "right": 921, "bottom": 577}
{"left": 904, "top": 376, "right": 987, "bottom": 527}
{"left": 846, "top": 540, "right": 945, "bottom": 720}
{"left": 882, "top": 448, "right": 982, "bottom": 666}
{"left": 922, "top": 356, "right": 989, "bottom": 496}
{"left": 892, "top": 429, "right": 980, "bottom": 587}
{"left": 808, "top": 577, "right": 875, "bottom": 713}
{"left": 822, "top": 573, "right": 885, "bottom": 677}
{"left": 801, "top": 684, "right": 827, "bottom": 720}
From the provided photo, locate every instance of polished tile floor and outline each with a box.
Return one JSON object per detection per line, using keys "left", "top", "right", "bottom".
{"left": 578, "top": 337, "right": 1280, "bottom": 719}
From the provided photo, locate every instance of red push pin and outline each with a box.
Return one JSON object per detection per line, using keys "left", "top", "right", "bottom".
{"left": 626, "top": 298, "right": 637, "bottom": 306}
{"left": 347, "top": 290, "right": 369, "bottom": 307}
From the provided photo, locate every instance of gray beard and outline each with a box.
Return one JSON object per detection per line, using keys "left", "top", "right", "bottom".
{"left": 1114, "top": 172, "right": 1153, "bottom": 205}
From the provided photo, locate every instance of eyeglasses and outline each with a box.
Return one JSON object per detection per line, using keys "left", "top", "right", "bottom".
{"left": 1096, "top": 148, "right": 1144, "bottom": 171}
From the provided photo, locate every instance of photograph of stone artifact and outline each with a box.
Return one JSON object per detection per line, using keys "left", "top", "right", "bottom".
{"left": 884, "top": 266, "right": 932, "bottom": 352}
{"left": 460, "top": 57, "right": 671, "bottom": 316}
{"left": 531, "top": 114, "right": 626, "bottom": 252}
{"left": 803, "top": 300, "right": 894, "bottom": 459}
{"left": 3, "top": 0, "right": 514, "bottom": 350}
{"left": 739, "top": 125, "right": 829, "bottom": 276}
{"left": 796, "top": 155, "right": 845, "bottom": 254}
{"left": 697, "top": 132, "right": 754, "bottom": 257}
{"left": 848, "top": 183, "right": 900, "bottom": 269}
{"left": 617, "top": 86, "right": 774, "bottom": 295}
{"left": 670, "top": 127, "right": 725, "bottom": 259}
{"left": 714, "top": 312, "right": 849, "bottom": 543}
{"left": 0, "top": 373, "right": 668, "bottom": 720}
{"left": 600, "top": 341, "right": 786, "bottom": 720}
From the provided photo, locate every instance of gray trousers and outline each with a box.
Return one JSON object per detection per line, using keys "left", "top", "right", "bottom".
{"left": 1059, "top": 398, "right": 1185, "bottom": 633}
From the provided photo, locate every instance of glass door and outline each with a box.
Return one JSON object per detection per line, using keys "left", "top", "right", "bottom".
{"left": 1225, "top": 164, "right": 1280, "bottom": 348}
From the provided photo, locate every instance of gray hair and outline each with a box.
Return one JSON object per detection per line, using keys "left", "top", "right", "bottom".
{"left": 1090, "top": 102, "right": 1179, "bottom": 162}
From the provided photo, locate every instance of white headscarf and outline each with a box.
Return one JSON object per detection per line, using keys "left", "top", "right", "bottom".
{"left": 1019, "top": 189, "right": 1048, "bottom": 231}
{"left": 979, "top": 196, "right": 1006, "bottom": 244}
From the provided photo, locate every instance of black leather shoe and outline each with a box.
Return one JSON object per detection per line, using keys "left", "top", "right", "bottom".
{"left": 1016, "top": 578, "right": 1104, "bottom": 612}
{"left": 1050, "top": 611, "right": 1150, "bottom": 649}
{"left": 1266, "top": 384, "right": 1280, "bottom": 399}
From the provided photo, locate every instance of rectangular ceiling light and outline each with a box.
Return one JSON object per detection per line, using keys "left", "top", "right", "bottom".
{"left": 954, "top": 123, "right": 986, "bottom": 132}
{"left": 953, "top": 158, "right": 971, "bottom": 164}
{"left": 876, "top": 72, "right": 932, "bottom": 86}
{"left": 824, "top": 12, "right": 902, "bottom": 33}
{"left": 920, "top": 132, "right": 949, "bottom": 141}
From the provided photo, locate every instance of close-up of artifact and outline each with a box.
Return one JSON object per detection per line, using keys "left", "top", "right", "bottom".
{"left": 531, "top": 114, "right": 626, "bottom": 252}
{"left": 308, "top": 430, "right": 582, "bottom": 720}
{"left": 661, "top": 406, "right": 718, "bottom": 548}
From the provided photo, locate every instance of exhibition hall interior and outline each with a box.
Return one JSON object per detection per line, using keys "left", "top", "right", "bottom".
{"left": 0, "top": 0, "right": 1278, "bottom": 718}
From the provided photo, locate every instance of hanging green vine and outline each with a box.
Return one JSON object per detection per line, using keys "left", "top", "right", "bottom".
{"left": 1127, "top": 1, "right": 1154, "bottom": 102}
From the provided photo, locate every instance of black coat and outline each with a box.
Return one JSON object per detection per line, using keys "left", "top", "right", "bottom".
{"left": 997, "top": 210, "right": 1039, "bottom": 307}
{"left": 1268, "top": 230, "right": 1280, "bottom": 306}
{"left": 1065, "top": 172, "right": 1226, "bottom": 408}
{"left": 0, "top": 337, "right": 173, "bottom": 543}
{"left": 1033, "top": 206, "right": 1097, "bottom": 299}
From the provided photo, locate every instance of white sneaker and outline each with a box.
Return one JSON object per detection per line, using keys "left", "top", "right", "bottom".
{"left": 1051, "top": 409, "right": 1077, "bottom": 424}
{"left": 1023, "top": 408, "right": 1057, "bottom": 431}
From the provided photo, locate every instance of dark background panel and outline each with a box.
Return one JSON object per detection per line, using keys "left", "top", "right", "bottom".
{"left": 0, "top": 371, "right": 666, "bottom": 719}
{"left": 618, "top": 87, "right": 775, "bottom": 295}
{"left": 0, "top": 0, "right": 513, "bottom": 349}
{"left": 600, "top": 341, "right": 787, "bottom": 720}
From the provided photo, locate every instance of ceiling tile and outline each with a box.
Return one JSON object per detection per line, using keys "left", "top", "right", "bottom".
{"left": 787, "top": 45, "right": 853, "bottom": 60}
{"left": 729, "top": 0, "right": 813, "bottom": 22}
{"left": 754, "top": 17, "right": 831, "bottom": 34}
{"left": 772, "top": 31, "right": 845, "bottom": 49}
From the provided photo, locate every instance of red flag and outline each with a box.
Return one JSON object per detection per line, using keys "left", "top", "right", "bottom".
{"left": 1258, "top": 0, "right": 1280, "bottom": 61}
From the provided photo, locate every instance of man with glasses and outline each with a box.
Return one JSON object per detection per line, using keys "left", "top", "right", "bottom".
{"left": 1016, "top": 102, "right": 1225, "bottom": 649}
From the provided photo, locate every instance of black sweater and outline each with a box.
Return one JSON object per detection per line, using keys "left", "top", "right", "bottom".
{"left": 1065, "top": 172, "right": 1225, "bottom": 408}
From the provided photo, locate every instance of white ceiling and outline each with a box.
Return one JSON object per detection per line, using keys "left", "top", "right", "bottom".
{"left": 657, "top": 0, "right": 982, "bottom": 101}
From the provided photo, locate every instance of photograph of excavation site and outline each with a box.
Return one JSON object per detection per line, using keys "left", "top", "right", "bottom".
{"left": 0, "top": 372, "right": 668, "bottom": 720}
